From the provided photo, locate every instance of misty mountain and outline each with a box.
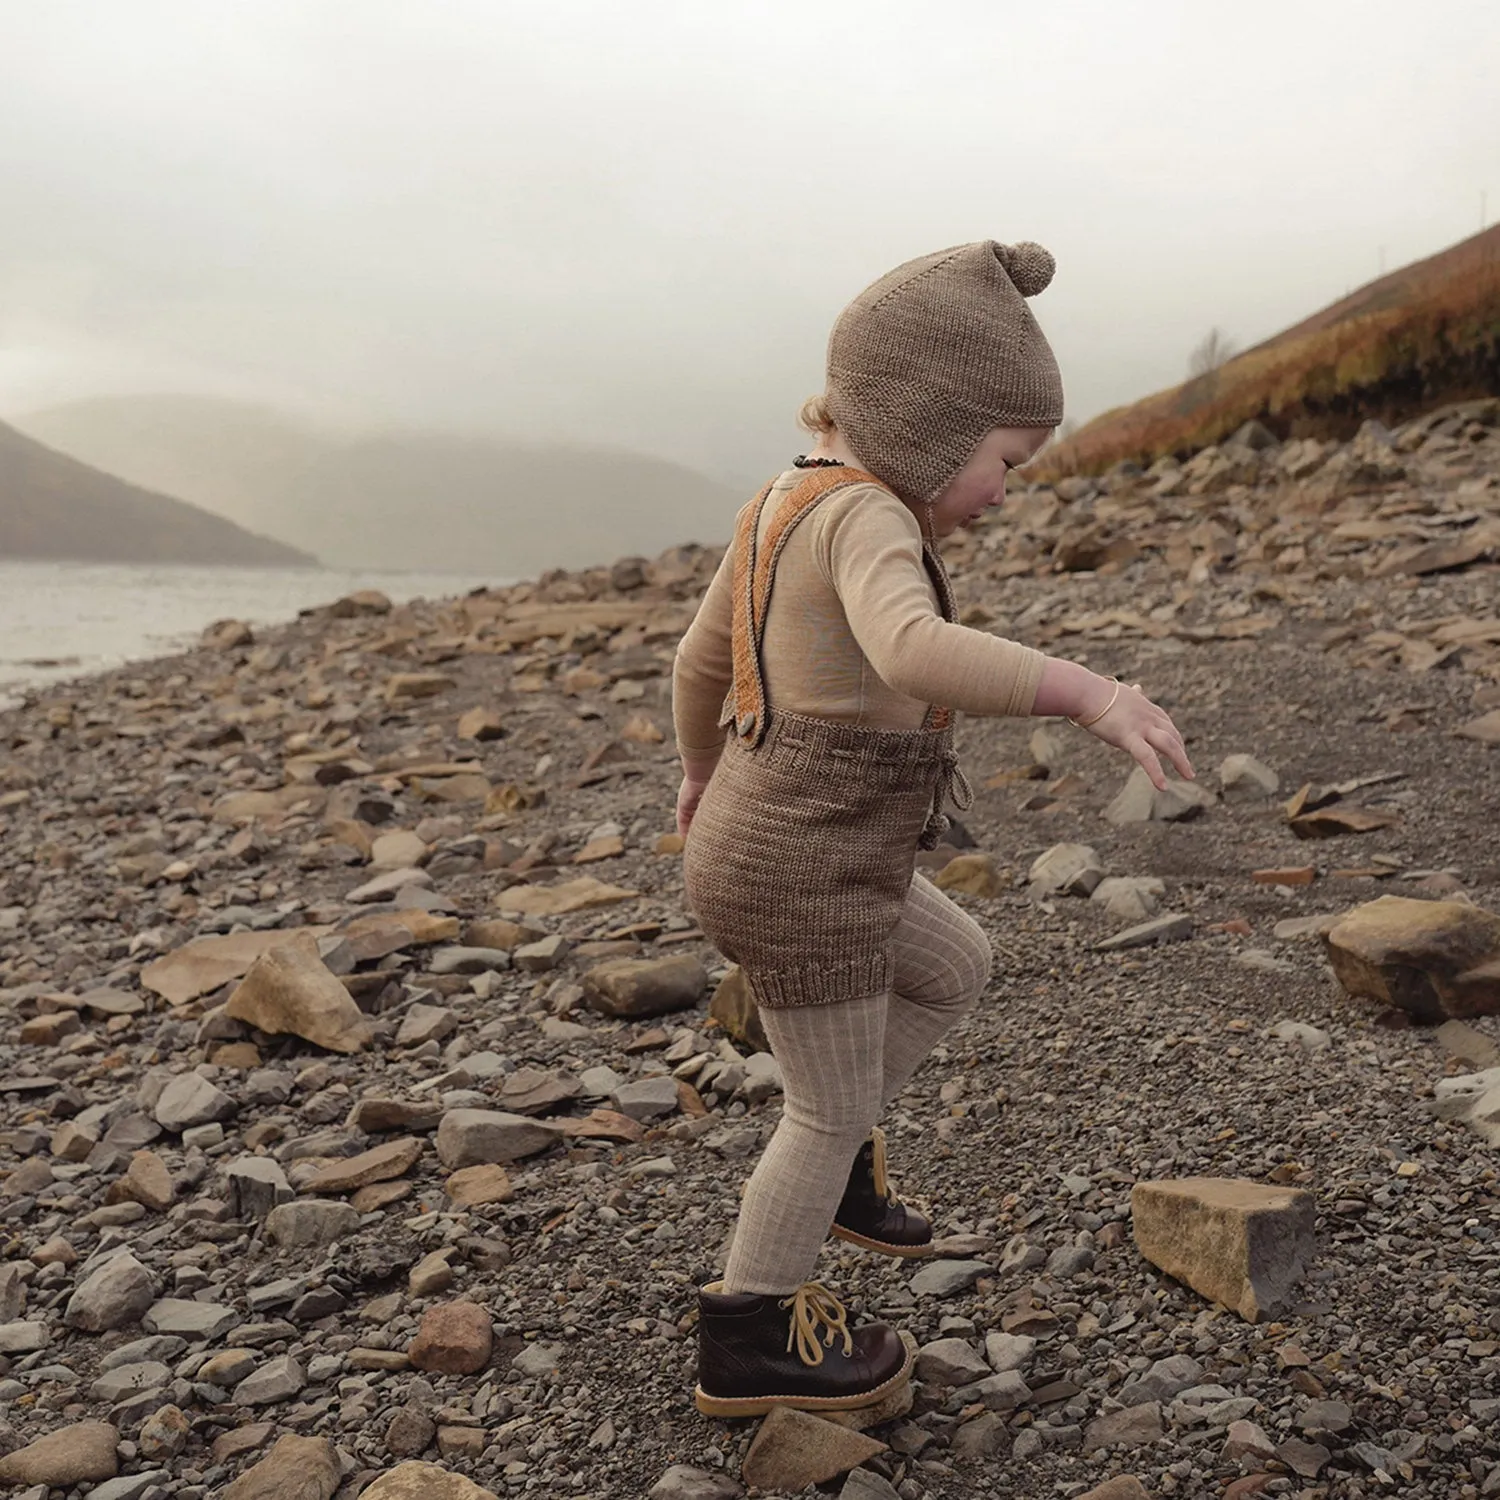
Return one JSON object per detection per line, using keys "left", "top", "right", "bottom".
{"left": 0, "top": 417, "right": 313, "bottom": 566}
{"left": 14, "top": 397, "right": 745, "bottom": 575}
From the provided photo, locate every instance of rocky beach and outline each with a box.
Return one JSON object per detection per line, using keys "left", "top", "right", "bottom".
{"left": 2, "top": 399, "right": 1500, "bottom": 1500}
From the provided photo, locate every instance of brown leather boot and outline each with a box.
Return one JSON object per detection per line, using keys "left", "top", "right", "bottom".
{"left": 694, "top": 1280, "right": 913, "bottom": 1417}
{"left": 830, "top": 1126, "right": 935, "bottom": 1258}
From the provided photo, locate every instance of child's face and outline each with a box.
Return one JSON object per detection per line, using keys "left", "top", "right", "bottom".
{"left": 929, "top": 426, "right": 1055, "bottom": 536}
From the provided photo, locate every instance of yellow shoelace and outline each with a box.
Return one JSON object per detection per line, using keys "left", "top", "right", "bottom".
{"left": 778, "top": 1282, "right": 855, "bottom": 1367}
{"left": 870, "top": 1125, "right": 900, "bottom": 1204}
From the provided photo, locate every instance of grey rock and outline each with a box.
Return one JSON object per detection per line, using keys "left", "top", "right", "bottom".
{"left": 511, "top": 1342, "right": 563, "bottom": 1378}
{"left": 648, "top": 1466, "right": 745, "bottom": 1500}
{"left": 578, "top": 1065, "right": 625, "bottom": 1097}
{"left": 144, "top": 1299, "right": 241, "bottom": 1340}
{"left": 909, "top": 1258, "right": 988, "bottom": 1297}
{"left": 99, "top": 1336, "right": 187, "bottom": 1371}
{"left": 1090, "top": 875, "right": 1165, "bottom": 923}
{"left": 612, "top": 1076, "right": 682, "bottom": 1122}
{"left": 1045, "top": 1244, "right": 1095, "bottom": 1277}
{"left": 347, "top": 868, "right": 432, "bottom": 903}
{"left": 65, "top": 1251, "right": 156, "bottom": 1332}
{"left": 394, "top": 1004, "right": 458, "bottom": 1047}
{"left": 233, "top": 1353, "right": 307, "bottom": 1405}
{"left": 1085, "top": 1401, "right": 1164, "bottom": 1450}
{"left": 435, "top": 1109, "right": 561, "bottom": 1168}
{"left": 959, "top": 1370, "right": 1031, "bottom": 1411}
{"left": 264, "top": 1200, "right": 360, "bottom": 1248}
{"left": 1269, "top": 1019, "right": 1331, "bottom": 1052}
{"left": 950, "top": 1410, "right": 1010, "bottom": 1458}
{"left": 90, "top": 1360, "right": 173, "bottom": 1403}
{"left": 1119, "top": 1353, "right": 1205, "bottom": 1406}
{"left": 1095, "top": 912, "right": 1193, "bottom": 951}
{"left": 915, "top": 1337, "right": 990, "bottom": 1386}
{"left": 1027, "top": 842, "right": 1104, "bottom": 899}
{"left": 512, "top": 935, "right": 571, "bottom": 973}
{"left": 86, "top": 1475, "right": 171, "bottom": 1500}
{"left": 1219, "top": 753, "right": 1280, "bottom": 797}
{"left": 0, "top": 1321, "right": 47, "bottom": 1353}
{"left": 429, "top": 945, "right": 512, "bottom": 975}
{"left": 998, "top": 1236, "right": 1047, "bottom": 1274}
{"left": 154, "top": 1073, "right": 236, "bottom": 1132}
{"left": 227, "top": 1156, "right": 294, "bottom": 1221}
{"left": 984, "top": 1331, "right": 1037, "bottom": 1373}
{"left": 839, "top": 1470, "right": 901, "bottom": 1500}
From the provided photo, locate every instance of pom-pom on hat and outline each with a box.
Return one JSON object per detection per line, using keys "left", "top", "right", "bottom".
{"left": 825, "top": 239, "right": 1065, "bottom": 504}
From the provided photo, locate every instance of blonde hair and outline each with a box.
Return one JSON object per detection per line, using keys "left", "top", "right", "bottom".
{"left": 797, "top": 394, "right": 836, "bottom": 435}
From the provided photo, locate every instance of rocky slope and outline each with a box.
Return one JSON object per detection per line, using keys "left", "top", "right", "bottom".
{"left": 0, "top": 400, "right": 1499, "bottom": 1500}
{"left": 1046, "top": 225, "right": 1500, "bottom": 477}
{"left": 0, "top": 418, "right": 312, "bottom": 566}
{"left": 13, "top": 396, "right": 742, "bottom": 574}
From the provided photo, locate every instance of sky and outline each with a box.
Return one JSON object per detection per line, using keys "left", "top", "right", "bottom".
{"left": 1, "top": 0, "right": 1496, "bottom": 489}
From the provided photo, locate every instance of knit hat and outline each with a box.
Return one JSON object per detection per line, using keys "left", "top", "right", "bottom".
{"left": 824, "top": 240, "right": 1064, "bottom": 504}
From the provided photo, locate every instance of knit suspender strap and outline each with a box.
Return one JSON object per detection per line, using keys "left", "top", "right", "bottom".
{"left": 728, "top": 468, "right": 957, "bottom": 747}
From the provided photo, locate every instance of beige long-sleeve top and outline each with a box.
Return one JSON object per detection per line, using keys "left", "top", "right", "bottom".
{"left": 672, "top": 469, "right": 1046, "bottom": 770}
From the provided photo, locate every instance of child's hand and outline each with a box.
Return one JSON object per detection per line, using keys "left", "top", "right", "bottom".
{"left": 1075, "top": 678, "right": 1193, "bottom": 791}
{"left": 676, "top": 776, "right": 711, "bottom": 837}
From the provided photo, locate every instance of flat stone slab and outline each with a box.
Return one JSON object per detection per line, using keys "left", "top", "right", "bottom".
{"left": 1131, "top": 1177, "right": 1314, "bottom": 1322}
{"left": 1095, "top": 913, "right": 1192, "bottom": 951}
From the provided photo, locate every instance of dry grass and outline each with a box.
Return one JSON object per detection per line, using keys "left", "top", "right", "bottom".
{"left": 1039, "top": 224, "right": 1500, "bottom": 478}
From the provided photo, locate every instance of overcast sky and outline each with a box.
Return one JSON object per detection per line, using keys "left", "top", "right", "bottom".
{"left": 1, "top": 0, "right": 1495, "bottom": 488}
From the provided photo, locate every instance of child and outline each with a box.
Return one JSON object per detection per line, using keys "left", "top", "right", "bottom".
{"left": 672, "top": 239, "right": 1192, "bottom": 1417}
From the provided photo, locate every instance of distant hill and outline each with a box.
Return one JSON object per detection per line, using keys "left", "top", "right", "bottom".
{"left": 14, "top": 397, "right": 744, "bottom": 574}
{"left": 1044, "top": 224, "right": 1500, "bottom": 476}
{"left": 0, "top": 418, "right": 313, "bottom": 566}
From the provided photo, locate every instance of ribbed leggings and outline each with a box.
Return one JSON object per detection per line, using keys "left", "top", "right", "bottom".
{"left": 721, "top": 872, "right": 992, "bottom": 1295}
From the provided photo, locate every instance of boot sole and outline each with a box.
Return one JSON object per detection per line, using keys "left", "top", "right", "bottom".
{"left": 693, "top": 1349, "right": 914, "bottom": 1418}
{"left": 830, "top": 1224, "right": 936, "bottom": 1259}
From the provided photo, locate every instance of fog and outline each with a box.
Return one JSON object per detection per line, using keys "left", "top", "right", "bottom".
{"left": 2, "top": 0, "right": 1496, "bottom": 491}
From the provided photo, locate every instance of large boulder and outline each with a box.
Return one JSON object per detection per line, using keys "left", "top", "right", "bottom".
{"left": 1324, "top": 896, "right": 1500, "bottom": 1019}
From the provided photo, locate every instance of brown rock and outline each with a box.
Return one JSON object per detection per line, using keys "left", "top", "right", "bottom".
{"left": 408, "top": 1301, "right": 494, "bottom": 1375}
{"left": 304, "top": 1137, "right": 424, "bottom": 1194}
{"left": 707, "top": 966, "right": 768, "bottom": 1052}
{"left": 436, "top": 1426, "right": 487, "bottom": 1460}
{"left": 203, "top": 618, "right": 254, "bottom": 650}
{"left": 741, "top": 1405, "right": 886, "bottom": 1490}
{"left": 106, "top": 1150, "right": 175, "bottom": 1211}
{"left": 343, "top": 908, "right": 460, "bottom": 951}
{"left": 458, "top": 707, "right": 507, "bottom": 742}
{"left": 225, "top": 944, "right": 372, "bottom": 1053}
{"left": 0, "top": 1420, "right": 119, "bottom": 1485}
{"left": 212, "top": 1422, "right": 275, "bottom": 1465}
{"left": 655, "top": 832, "right": 686, "bottom": 855}
{"left": 573, "top": 835, "right": 626, "bottom": 863}
{"left": 1288, "top": 806, "right": 1400, "bottom": 839}
{"left": 21, "top": 1011, "right": 80, "bottom": 1045}
{"left": 496, "top": 875, "right": 639, "bottom": 916}
{"left": 444, "top": 1164, "right": 513, "bottom": 1206}
{"left": 141, "top": 928, "right": 325, "bottom": 1007}
{"left": 385, "top": 1405, "right": 437, "bottom": 1458}
{"left": 350, "top": 1180, "right": 414, "bottom": 1213}
{"left": 1131, "top": 1178, "right": 1315, "bottom": 1322}
{"left": 933, "top": 852, "right": 1004, "bottom": 897}
{"left": 209, "top": 1041, "right": 263, "bottom": 1069}
{"left": 1324, "top": 894, "right": 1500, "bottom": 1019}
{"left": 384, "top": 672, "right": 456, "bottom": 702}
{"left": 582, "top": 955, "right": 708, "bottom": 1018}
{"left": 346, "top": 1097, "right": 443, "bottom": 1133}
{"left": 1455, "top": 708, "right": 1500, "bottom": 744}
{"left": 1078, "top": 1480, "right": 1153, "bottom": 1500}
{"left": 221, "top": 1433, "right": 341, "bottom": 1500}
{"left": 464, "top": 918, "right": 543, "bottom": 951}
{"left": 556, "top": 1109, "right": 647, "bottom": 1143}
{"left": 361, "top": 1463, "right": 500, "bottom": 1500}
{"left": 1251, "top": 866, "right": 1316, "bottom": 886}
{"left": 139, "top": 1403, "right": 191, "bottom": 1461}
